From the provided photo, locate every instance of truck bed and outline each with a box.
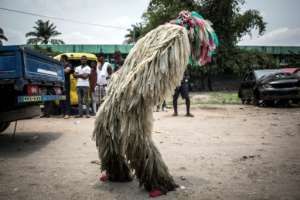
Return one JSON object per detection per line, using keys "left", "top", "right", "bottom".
{"left": 0, "top": 46, "right": 64, "bottom": 86}
{"left": 0, "top": 46, "right": 65, "bottom": 123}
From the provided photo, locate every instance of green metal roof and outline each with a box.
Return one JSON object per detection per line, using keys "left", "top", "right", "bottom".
{"left": 238, "top": 46, "right": 300, "bottom": 55}
{"left": 29, "top": 44, "right": 134, "bottom": 54}
{"left": 26, "top": 44, "right": 300, "bottom": 55}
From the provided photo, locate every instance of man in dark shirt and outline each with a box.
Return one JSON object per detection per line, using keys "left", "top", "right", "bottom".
{"left": 89, "top": 61, "right": 97, "bottom": 115}
{"left": 60, "top": 55, "right": 72, "bottom": 119}
{"left": 172, "top": 70, "right": 194, "bottom": 117}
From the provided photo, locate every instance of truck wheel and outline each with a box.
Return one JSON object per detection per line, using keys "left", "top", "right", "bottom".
{"left": 0, "top": 122, "right": 11, "bottom": 133}
{"left": 47, "top": 101, "right": 61, "bottom": 115}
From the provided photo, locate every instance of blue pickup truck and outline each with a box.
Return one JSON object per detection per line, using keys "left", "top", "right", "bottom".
{"left": 0, "top": 46, "right": 65, "bottom": 133}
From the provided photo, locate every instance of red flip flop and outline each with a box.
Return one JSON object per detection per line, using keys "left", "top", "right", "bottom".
{"left": 149, "top": 189, "right": 163, "bottom": 198}
{"left": 99, "top": 174, "right": 108, "bottom": 182}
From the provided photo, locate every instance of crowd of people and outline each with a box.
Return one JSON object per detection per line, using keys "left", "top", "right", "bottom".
{"left": 42, "top": 52, "right": 194, "bottom": 118}
{"left": 59, "top": 53, "right": 113, "bottom": 118}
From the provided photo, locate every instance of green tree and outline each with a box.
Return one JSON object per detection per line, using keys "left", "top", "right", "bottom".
{"left": 141, "top": 0, "right": 266, "bottom": 70}
{"left": 0, "top": 27, "right": 8, "bottom": 45}
{"left": 26, "top": 19, "right": 64, "bottom": 45}
{"left": 141, "top": 0, "right": 195, "bottom": 33}
{"left": 125, "top": 0, "right": 194, "bottom": 42}
{"left": 127, "top": 0, "right": 267, "bottom": 90}
{"left": 232, "top": 49, "right": 276, "bottom": 77}
{"left": 124, "top": 23, "right": 144, "bottom": 44}
{"left": 287, "top": 52, "right": 300, "bottom": 67}
{"left": 199, "top": 0, "right": 266, "bottom": 73}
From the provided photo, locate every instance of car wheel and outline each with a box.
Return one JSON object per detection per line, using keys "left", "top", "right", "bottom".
{"left": 292, "top": 99, "right": 299, "bottom": 104}
{"left": 0, "top": 122, "right": 11, "bottom": 133}
{"left": 253, "top": 89, "right": 263, "bottom": 106}
{"left": 264, "top": 100, "right": 274, "bottom": 107}
{"left": 253, "top": 94, "right": 261, "bottom": 106}
{"left": 277, "top": 100, "right": 289, "bottom": 107}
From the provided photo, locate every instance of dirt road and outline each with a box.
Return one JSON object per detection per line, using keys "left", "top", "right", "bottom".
{"left": 0, "top": 105, "right": 300, "bottom": 200}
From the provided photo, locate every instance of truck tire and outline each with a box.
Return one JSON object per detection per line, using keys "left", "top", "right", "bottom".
{"left": 0, "top": 122, "right": 10, "bottom": 133}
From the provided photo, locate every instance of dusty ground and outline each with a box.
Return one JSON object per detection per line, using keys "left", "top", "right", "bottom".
{"left": 0, "top": 105, "right": 300, "bottom": 200}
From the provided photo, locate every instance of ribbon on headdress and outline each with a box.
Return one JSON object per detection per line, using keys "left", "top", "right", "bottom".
{"left": 173, "top": 11, "right": 219, "bottom": 66}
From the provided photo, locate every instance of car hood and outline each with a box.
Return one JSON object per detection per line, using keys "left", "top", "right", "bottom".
{"left": 258, "top": 72, "right": 300, "bottom": 85}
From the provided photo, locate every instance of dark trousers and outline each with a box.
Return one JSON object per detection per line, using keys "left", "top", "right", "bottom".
{"left": 77, "top": 86, "right": 89, "bottom": 116}
{"left": 42, "top": 102, "right": 51, "bottom": 116}
{"left": 61, "top": 87, "right": 71, "bottom": 115}
{"left": 173, "top": 84, "right": 191, "bottom": 114}
{"left": 156, "top": 100, "right": 167, "bottom": 111}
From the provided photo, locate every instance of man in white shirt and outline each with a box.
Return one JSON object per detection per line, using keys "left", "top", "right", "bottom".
{"left": 95, "top": 53, "right": 112, "bottom": 109}
{"left": 74, "top": 55, "right": 91, "bottom": 118}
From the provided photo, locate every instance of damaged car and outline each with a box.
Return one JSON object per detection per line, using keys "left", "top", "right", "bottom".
{"left": 238, "top": 69, "right": 300, "bottom": 106}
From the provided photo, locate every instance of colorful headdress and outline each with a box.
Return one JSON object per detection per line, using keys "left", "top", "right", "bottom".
{"left": 172, "top": 11, "right": 219, "bottom": 66}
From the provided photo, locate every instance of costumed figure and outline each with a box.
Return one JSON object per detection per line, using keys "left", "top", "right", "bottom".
{"left": 93, "top": 10, "right": 218, "bottom": 196}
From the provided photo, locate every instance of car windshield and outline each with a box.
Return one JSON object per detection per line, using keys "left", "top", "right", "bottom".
{"left": 254, "top": 69, "right": 282, "bottom": 79}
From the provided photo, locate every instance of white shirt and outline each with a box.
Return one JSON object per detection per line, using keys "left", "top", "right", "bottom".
{"left": 75, "top": 65, "right": 91, "bottom": 87}
{"left": 97, "top": 62, "right": 111, "bottom": 85}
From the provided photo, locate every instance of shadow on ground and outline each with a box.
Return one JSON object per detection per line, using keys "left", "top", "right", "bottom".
{"left": 89, "top": 175, "right": 211, "bottom": 200}
{"left": 0, "top": 131, "right": 62, "bottom": 158}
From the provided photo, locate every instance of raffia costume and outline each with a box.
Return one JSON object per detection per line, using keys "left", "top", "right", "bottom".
{"left": 93, "top": 11, "right": 218, "bottom": 194}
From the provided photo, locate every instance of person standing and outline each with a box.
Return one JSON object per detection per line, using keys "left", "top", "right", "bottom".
{"left": 172, "top": 70, "right": 194, "bottom": 117}
{"left": 74, "top": 55, "right": 91, "bottom": 118}
{"left": 60, "top": 55, "right": 72, "bottom": 119}
{"left": 156, "top": 100, "right": 167, "bottom": 112}
{"left": 95, "top": 53, "right": 112, "bottom": 109}
{"left": 89, "top": 61, "right": 97, "bottom": 115}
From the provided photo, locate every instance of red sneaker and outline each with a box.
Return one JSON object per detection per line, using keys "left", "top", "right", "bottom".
{"left": 149, "top": 189, "right": 163, "bottom": 198}
{"left": 99, "top": 174, "right": 108, "bottom": 182}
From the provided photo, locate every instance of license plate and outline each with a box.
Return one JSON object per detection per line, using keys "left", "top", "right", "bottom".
{"left": 17, "top": 95, "right": 66, "bottom": 103}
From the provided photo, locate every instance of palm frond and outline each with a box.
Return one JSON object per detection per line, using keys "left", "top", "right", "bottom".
{"left": 26, "top": 38, "right": 41, "bottom": 45}
{"left": 50, "top": 39, "right": 64, "bottom": 44}
{"left": 0, "top": 35, "right": 8, "bottom": 41}
{"left": 25, "top": 31, "right": 38, "bottom": 37}
{"left": 0, "top": 27, "right": 8, "bottom": 41}
{"left": 25, "top": 19, "right": 64, "bottom": 44}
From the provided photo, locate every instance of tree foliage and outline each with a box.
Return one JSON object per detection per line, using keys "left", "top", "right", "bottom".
{"left": 124, "top": 23, "right": 144, "bottom": 44}
{"left": 26, "top": 19, "right": 64, "bottom": 45}
{"left": 126, "top": 0, "right": 267, "bottom": 70}
{"left": 142, "top": 0, "right": 194, "bottom": 33}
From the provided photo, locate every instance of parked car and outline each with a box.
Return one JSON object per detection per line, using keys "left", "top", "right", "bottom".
{"left": 295, "top": 69, "right": 300, "bottom": 77}
{"left": 281, "top": 67, "right": 300, "bottom": 79}
{"left": 0, "top": 46, "right": 65, "bottom": 133}
{"left": 281, "top": 67, "right": 300, "bottom": 74}
{"left": 238, "top": 69, "right": 300, "bottom": 106}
